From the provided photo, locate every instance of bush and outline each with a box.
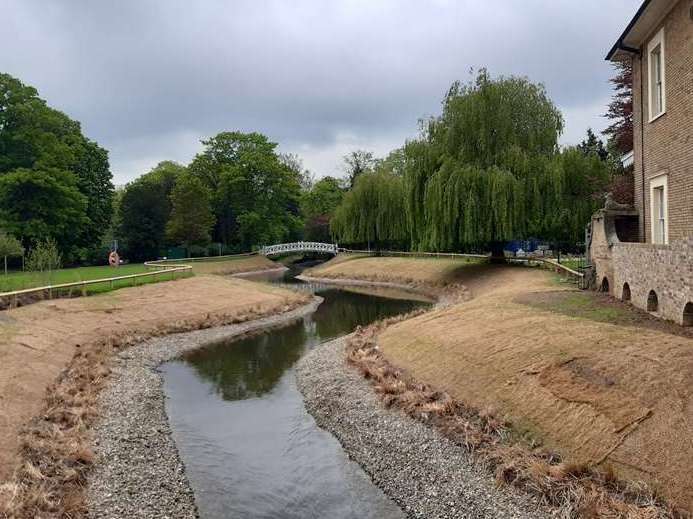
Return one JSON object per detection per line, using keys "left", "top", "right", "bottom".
{"left": 26, "top": 238, "right": 62, "bottom": 273}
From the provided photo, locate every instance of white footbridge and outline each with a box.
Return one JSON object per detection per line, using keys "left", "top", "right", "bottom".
{"left": 260, "top": 241, "right": 339, "bottom": 257}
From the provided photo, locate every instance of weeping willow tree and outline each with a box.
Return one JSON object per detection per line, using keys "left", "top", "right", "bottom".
{"left": 330, "top": 171, "right": 407, "bottom": 249}
{"left": 334, "top": 70, "right": 609, "bottom": 252}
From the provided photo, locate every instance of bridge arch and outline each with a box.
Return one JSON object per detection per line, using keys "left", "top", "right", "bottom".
{"left": 260, "top": 242, "right": 339, "bottom": 257}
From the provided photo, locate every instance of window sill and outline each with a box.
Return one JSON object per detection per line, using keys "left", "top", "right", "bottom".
{"left": 648, "top": 110, "right": 666, "bottom": 123}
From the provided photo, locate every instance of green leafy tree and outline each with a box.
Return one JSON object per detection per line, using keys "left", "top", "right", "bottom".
{"left": 603, "top": 59, "right": 633, "bottom": 155}
{"left": 333, "top": 70, "right": 608, "bottom": 253}
{"left": 25, "top": 237, "right": 62, "bottom": 285}
{"left": 0, "top": 231, "right": 23, "bottom": 275}
{"left": 0, "top": 168, "right": 87, "bottom": 257}
{"left": 166, "top": 174, "right": 215, "bottom": 253}
{"left": 73, "top": 139, "right": 115, "bottom": 252}
{"left": 118, "top": 161, "right": 185, "bottom": 261}
{"left": 0, "top": 73, "right": 114, "bottom": 257}
{"left": 26, "top": 238, "right": 62, "bottom": 272}
{"left": 343, "top": 150, "right": 378, "bottom": 188}
{"left": 279, "top": 152, "right": 314, "bottom": 190}
{"left": 376, "top": 148, "right": 406, "bottom": 177}
{"left": 578, "top": 128, "right": 609, "bottom": 161}
{"left": 189, "top": 131, "right": 303, "bottom": 249}
{"left": 301, "top": 176, "right": 344, "bottom": 241}
{"left": 331, "top": 171, "right": 407, "bottom": 249}
{"left": 404, "top": 70, "right": 563, "bottom": 252}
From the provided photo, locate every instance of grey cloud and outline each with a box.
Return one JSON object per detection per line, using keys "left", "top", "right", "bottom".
{"left": 1, "top": 0, "right": 640, "bottom": 182}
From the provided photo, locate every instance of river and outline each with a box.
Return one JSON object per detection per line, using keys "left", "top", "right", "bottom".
{"left": 161, "top": 267, "right": 430, "bottom": 518}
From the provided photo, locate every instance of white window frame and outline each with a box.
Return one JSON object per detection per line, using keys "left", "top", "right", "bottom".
{"left": 649, "top": 173, "right": 668, "bottom": 244}
{"left": 647, "top": 28, "right": 666, "bottom": 122}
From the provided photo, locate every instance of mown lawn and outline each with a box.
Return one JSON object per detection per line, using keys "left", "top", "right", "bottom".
{"left": 0, "top": 255, "right": 280, "bottom": 296}
{"left": 0, "top": 264, "right": 163, "bottom": 293}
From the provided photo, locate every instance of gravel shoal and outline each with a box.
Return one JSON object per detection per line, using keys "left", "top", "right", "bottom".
{"left": 296, "top": 336, "right": 549, "bottom": 519}
{"left": 87, "top": 297, "right": 322, "bottom": 519}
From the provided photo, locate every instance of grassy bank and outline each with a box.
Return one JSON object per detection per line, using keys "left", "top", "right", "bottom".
{"left": 305, "top": 254, "right": 485, "bottom": 290}
{"left": 0, "top": 264, "right": 151, "bottom": 293}
{"left": 0, "top": 275, "right": 309, "bottom": 517}
{"left": 0, "top": 255, "right": 280, "bottom": 295}
{"left": 371, "top": 264, "right": 693, "bottom": 512}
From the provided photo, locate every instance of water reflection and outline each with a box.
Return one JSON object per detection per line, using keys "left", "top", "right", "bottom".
{"left": 162, "top": 274, "right": 429, "bottom": 518}
{"left": 182, "top": 288, "right": 421, "bottom": 402}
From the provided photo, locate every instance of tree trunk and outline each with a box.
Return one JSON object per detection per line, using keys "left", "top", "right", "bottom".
{"left": 489, "top": 242, "right": 507, "bottom": 264}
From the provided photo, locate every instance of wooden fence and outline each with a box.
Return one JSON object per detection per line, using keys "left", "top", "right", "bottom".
{"left": 0, "top": 262, "right": 192, "bottom": 309}
{"left": 338, "top": 249, "right": 584, "bottom": 280}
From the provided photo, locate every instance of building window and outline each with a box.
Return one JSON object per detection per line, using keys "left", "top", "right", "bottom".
{"left": 650, "top": 174, "right": 668, "bottom": 244}
{"left": 647, "top": 28, "right": 666, "bottom": 121}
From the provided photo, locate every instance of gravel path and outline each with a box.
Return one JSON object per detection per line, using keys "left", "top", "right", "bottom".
{"left": 87, "top": 297, "right": 322, "bottom": 519}
{"left": 296, "top": 336, "right": 549, "bottom": 519}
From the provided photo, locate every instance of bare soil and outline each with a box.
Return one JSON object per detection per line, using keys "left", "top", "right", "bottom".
{"left": 374, "top": 265, "right": 693, "bottom": 512}
{"left": 0, "top": 275, "right": 306, "bottom": 485}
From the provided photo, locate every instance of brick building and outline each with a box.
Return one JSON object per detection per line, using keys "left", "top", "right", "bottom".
{"left": 589, "top": 0, "right": 692, "bottom": 325}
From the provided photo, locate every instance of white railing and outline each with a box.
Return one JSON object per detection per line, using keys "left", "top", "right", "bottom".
{"left": 260, "top": 242, "right": 339, "bottom": 256}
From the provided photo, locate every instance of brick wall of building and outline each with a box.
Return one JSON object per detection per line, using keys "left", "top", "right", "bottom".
{"left": 632, "top": 0, "right": 693, "bottom": 243}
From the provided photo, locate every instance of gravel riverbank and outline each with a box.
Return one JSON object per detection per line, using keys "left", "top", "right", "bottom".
{"left": 296, "top": 336, "right": 549, "bottom": 519}
{"left": 87, "top": 297, "right": 322, "bottom": 519}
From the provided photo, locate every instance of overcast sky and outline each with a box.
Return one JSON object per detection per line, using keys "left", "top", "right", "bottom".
{"left": 1, "top": 0, "right": 639, "bottom": 184}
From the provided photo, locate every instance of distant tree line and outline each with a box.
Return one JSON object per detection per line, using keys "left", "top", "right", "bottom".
{"left": 117, "top": 132, "right": 308, "bottom": 261}
{"left": 0, "top": 67, "right": 634, "bottom": 268}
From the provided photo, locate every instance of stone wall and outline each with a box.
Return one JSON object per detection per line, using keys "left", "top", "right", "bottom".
{"left": 611, "top": 239, "right": 693, "bottom": 325}
{"left": 590, "top": 211, "right": 693, "bottom": 326}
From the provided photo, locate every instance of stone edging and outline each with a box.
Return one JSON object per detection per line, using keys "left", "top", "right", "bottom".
{"left": 87, "top": 297, "right": 322, "bottom": 518}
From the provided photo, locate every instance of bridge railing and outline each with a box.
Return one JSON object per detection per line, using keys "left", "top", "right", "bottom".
{"left": 260, "top": 242, "right": 339, "bottom": 256}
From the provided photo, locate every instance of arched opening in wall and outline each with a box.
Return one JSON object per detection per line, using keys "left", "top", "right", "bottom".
{"left": 601, "top": 277, "right": 610, "bottom": 293}
{"left": 683, "top": 303, "right": 693, "bottom": 327}
{"left": 647, "top": 290, "right": 659, "bottom": 312}
{"left": 621, "top": 283, "right": 631, "bottom": 302}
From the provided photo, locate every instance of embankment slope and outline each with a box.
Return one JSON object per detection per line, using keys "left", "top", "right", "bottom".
{"left": 0, "top": 275, "right": 306, "bottom": 483}
{"left": 377, "top": 266, "right": 693, "bottom": 511}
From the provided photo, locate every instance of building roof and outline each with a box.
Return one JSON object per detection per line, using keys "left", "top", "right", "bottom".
{"left": 606, "top": 0, "right": 679, "bottom": 60}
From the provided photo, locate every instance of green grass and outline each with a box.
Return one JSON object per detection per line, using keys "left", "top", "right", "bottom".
{"left": 0, "top": 263, "right": 168, "bottom": 293}
{"left": 558, "top": 258, "right": 584, "bottom": 271}
{"left": 524, "top": 292, "right": 631, "bottom": 325}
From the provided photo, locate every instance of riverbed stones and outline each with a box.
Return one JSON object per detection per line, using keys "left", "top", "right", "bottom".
{"left": 296, "top": 337, "right": 549, "bottom": 519}
{"left": 87, "top": 298, "right": 322, "bottom": 519}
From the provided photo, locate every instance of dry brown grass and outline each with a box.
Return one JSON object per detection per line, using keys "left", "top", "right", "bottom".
{"left": 0, "top": 277, "right": 309, "bottom": 518}
{"left": 346, "top": 319, "right": 682, "bottom": 519}
{"left": 378, "top": 265, "right": 693, "bottom": 512}
{"left": 305, "top": 255, "right": 484, "bottom": 293}
{"left": 190, "top": 255, "right": 280, "bottom": 276}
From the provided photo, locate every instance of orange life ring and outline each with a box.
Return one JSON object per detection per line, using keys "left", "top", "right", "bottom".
{"left": 108, "top": 251, "right": 119, "bottom": 267}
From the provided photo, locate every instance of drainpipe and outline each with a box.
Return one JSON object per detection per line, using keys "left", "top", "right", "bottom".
{"left": 640, "top": 50, "right": 646, "bottom": 241}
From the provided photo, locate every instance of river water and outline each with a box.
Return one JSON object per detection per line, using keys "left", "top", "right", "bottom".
{"left": 161, "top": 268, "right": 430, "bottom": 518}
